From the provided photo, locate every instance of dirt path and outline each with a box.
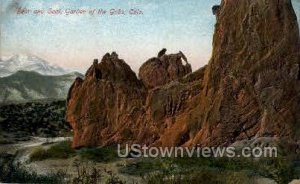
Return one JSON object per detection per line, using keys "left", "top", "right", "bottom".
{"left": 14, "top": 137, "right": 73, "bottom": 164}
{"left": 0, "top": 137, "right": 142, "bottom": 183}
{"left": 0, "top": 136, "right": 72, "bottom": 155}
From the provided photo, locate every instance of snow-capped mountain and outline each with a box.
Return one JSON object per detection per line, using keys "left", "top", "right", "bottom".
{"left": 0, "top": 54, "right": 70, "bottom": 77}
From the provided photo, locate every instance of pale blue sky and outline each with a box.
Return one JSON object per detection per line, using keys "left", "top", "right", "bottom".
{"left": 1, "top": 0, "right": 299, "bottom": 73}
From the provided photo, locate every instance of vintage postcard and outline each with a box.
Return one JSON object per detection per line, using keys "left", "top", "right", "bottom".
{"left": 0, "top": 0, "right": 300, "bottom": 183}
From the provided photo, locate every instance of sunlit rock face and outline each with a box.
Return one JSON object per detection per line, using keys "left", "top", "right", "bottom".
{"left": 66, "top": 51, "right": 196, "bottom": 148}
{"left": 191, "top": 0, "right": 300, "bottom": 146}
{"left": 139, "top": 51, "right": 192, "bottom": 89}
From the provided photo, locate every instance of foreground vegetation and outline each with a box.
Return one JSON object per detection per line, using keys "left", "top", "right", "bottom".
{"left": 1, "top": 152, "right": 126, "bottom": 184}
{"left": 30, "top": 141, "right": 76, "bottom": 161}
{"left": 0, "top": 100, "right": 70, "bottom": 143}
{"left": 2, "top": 154, "right": 297, "bottom": 184}
{"left": 25, "top": 141, "right": 300, "bottom": 184}
{"left": 0, "top": 153, "right": 66, "bottom": 183}
{"left": 121, "top": 156, "right": 296, "bottom": 184}
{"left": 29, "top": 141, "right": 118, "bottom": 163}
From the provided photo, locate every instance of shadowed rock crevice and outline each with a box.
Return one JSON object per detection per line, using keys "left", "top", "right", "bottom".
{"left": 298, "top": 63, "right": 300, "bottom": 80}
{"left": 212, "top": 5, "right": 220, "bottom": 15}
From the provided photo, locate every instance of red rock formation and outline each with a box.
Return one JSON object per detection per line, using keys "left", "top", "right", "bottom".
{"left": 67, "top": 0, "right": 300, "bottom": 148}
{"left": 139, "top": 52, "right": 192, "bottom": 89}
{"left": 190, "top": 0, "right": 300, "bottom": 146}
{"left": 67, "top": 53, "right": 146, "bottom": 147}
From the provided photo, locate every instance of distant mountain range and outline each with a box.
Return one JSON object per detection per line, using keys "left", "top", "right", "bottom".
{"left": 0, "top": 54, "right": 84, "bottom": 103}
{"left": 0, "top": 54, "right": 70, "bottom": 77}
{"left": 0, "top": 71, "right": 83, "bottom": 103}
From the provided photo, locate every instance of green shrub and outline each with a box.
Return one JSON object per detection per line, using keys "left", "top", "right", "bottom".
{"left": 77, "top": 146, "right": 118, "bottom": 163}
{"left": 120, "top": 156, "right": 295, "bottom": 183}
{"left": 72, "top": 160, "right": 102, "bottom": 184}
{"left": 0, "top": 139, "right": 14, "bottom": 144}
{"left": 30, "top": 147, "right": 49, "bottom": 161}
{"left": 71, "top": 160, "right": 126, "bottom": 184}
{"left": 119, "top": 158, "right": 164, "bottom": 176}
{"left": 30, "top": 141, "right": 75, "bottom": 161}
{"left": 143, "top": 170, "right": 254, "bottom": 184}
{"left": 0, "top": 153, "right": 66, "bottom": 183}
{"left": 47, "top": 141, "right": 75, "bottom": 159}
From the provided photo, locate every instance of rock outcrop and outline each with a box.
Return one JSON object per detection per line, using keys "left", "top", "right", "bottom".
{"left": 190, "top": 0, "right": 300, "bottom": 146}
{"left": 67, "top": 0, "right": 300, "bottom": 148}
{"left": 212, "top": 5, "right": 220, "bottom": 15}
{"left": 67, "top": 53, "right": 146, "bottom": 147}
{"left": 139, "top": 51, "right": 192, "bottom": 89}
